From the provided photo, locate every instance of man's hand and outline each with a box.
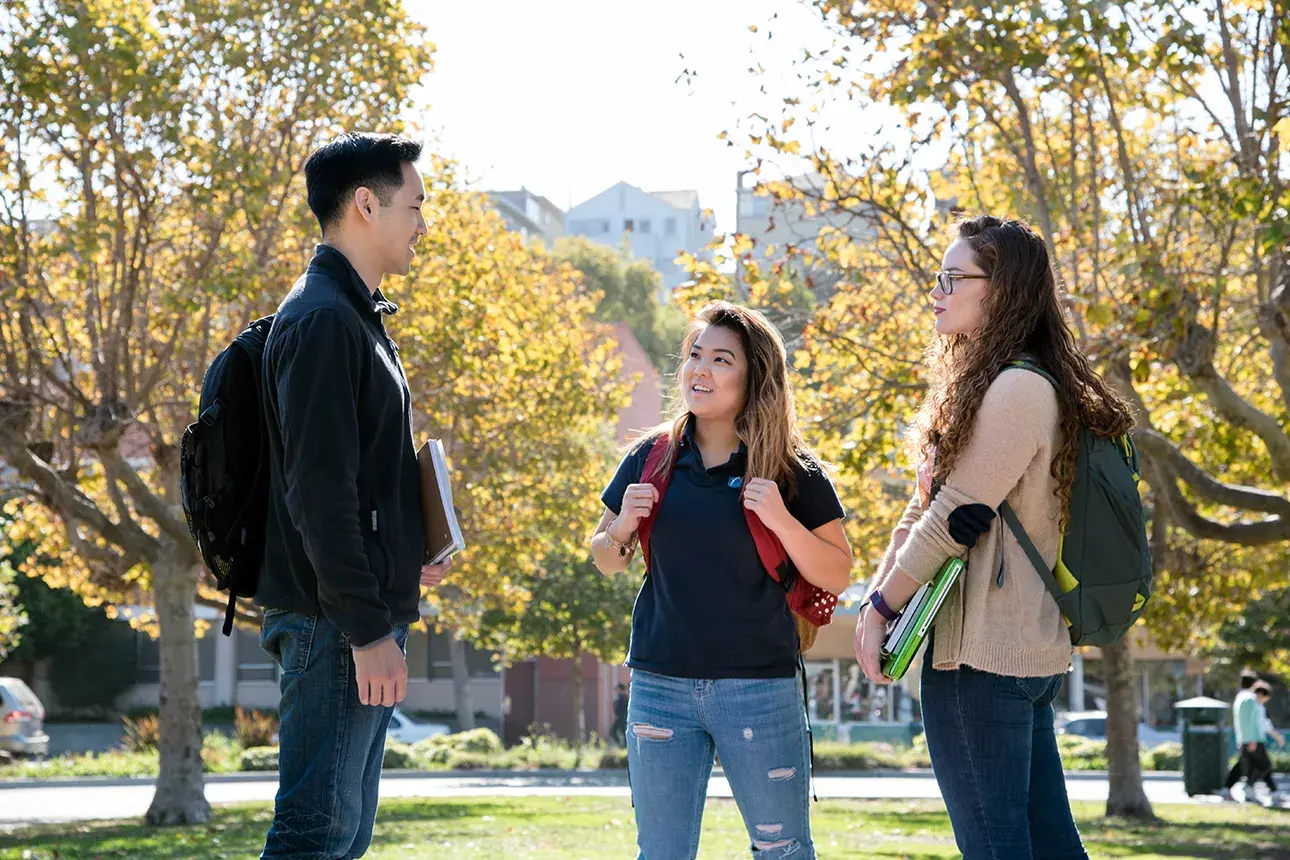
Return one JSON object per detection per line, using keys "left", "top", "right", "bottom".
{"left": 1247, "top": 741, "right": 1258, "bottom": 752}
{"left": 352, "top": 637, "right": 407, "bottom": 707}
{"left": 420, "top": 558, "right": 452, "bottom": 589}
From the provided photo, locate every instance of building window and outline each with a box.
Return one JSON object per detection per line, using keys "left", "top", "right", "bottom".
{"left": 405, "top": 630, "right": 430, "bottom": 679}
{"left": 136, "top": 634, "right": 160, "bottom": 684}
{"left": 623, "top": 218, "right": 635, "bottom": 232}
{"left": 425, "top": 629, "right": 500, "bottom": 679}
{"left": 135, "top": 630, "right": 218, "bottom": 683}
{"left": 236, "top": 627, "right": 276, "bottom": 681}
{"left": 198, "top": 633, "right": 216, "bottom": 683}
{"left": 664, "top": 217, "right": 677, "bottom": 236}
{"left": 638, "top": 218, "right": 651, "bottom": 234}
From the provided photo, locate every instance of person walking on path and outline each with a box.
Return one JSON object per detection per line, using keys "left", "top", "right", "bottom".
{"left": 1220, "top": 671, "right": 1262, "bottom": 801}
{"left": 591, "top": 302, "right": 852, "bottom": 859}
{"left": 610, "top": 684, "right": 629, "bottom": 747}
{"left": 1221, "top": 676, "right": 1286, "bottom": 803}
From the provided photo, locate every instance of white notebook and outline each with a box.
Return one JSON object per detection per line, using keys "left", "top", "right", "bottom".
{"left": 417, "top": 439, "right": 466, "bottom": 565}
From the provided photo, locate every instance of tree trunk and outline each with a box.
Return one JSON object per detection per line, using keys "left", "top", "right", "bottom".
{"left": 146, "top": 549, "right": 210, "bottom": 825}
{"left": 1103, "top": 636, "right": 1155, "bottom": 820}
{"left": 448, "top": 633, "right": 476, "bottom": 732}
{"left": 571, "top": 656, "right": 585, "bottom": 744}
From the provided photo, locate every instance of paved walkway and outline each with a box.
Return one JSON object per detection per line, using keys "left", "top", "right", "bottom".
{"left": 1, "top": 769, "right": 1248, "bottom": 829}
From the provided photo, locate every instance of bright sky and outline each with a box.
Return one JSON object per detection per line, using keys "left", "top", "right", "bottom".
{"left": 408, "top": 0, "right": 841, "bottom": 235}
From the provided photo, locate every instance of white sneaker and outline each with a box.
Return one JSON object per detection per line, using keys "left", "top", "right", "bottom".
{"left": 1216, "top": 787, "right": 1236, "bottom": 802}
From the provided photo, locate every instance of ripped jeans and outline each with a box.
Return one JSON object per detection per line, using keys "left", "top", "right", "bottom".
{"left": 627, "top": 670, "right": 814, "bottom": 859}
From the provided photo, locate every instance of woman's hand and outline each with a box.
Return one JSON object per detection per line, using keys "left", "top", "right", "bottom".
{"left": 609, "top": 484, "right": 659, "bottom": 541}
{"left": 856, "top": 604, "right": 893, "bottom": 685}
{"left": 743, "top": 478, "right": 792, "bottom": 533}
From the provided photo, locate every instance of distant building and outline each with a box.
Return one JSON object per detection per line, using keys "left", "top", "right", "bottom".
{"left": 485, "top": 188, "right": 564, "bottom": 245}
{"left": 565, "top": 182, "right": 714, "bottom": 295}
{"left": 736, "top": 173, "right": 876, "bottom": 295}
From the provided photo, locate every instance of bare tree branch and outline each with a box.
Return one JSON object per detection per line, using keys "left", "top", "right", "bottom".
{"left": 97, "top": 444, "right": 192, "bottom": 547}
{"left": 1174, "top": 320, "right": 1290, "bottom": 481}
{"left": 1133, "top": 428, "right": 1290, "bottom": 516}
{"left": 0, "top": 403, "right": 159, "bottom": 559}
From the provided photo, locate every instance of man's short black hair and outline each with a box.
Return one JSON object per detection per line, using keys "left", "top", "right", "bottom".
{"left": 1240, "top": 669, "right": 1259, "bottom": 690}
{"left": 304, "top": 132, "right": 423, "bottom": 231}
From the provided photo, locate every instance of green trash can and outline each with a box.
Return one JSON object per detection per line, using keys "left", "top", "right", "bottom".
{"left": 1175, "top": 696, "right": 1232, "bottom": 796}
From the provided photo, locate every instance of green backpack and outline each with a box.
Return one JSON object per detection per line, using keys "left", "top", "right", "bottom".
{"left": 999, "top": 359, "right": 1152, "bottom": 646}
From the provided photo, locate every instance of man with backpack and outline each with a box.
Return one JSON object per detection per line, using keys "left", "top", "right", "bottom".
{"left": 255, "top": 132, "right": 452, "bottom": 859}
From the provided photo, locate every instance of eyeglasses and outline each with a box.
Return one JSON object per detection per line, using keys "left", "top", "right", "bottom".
{"left": 934, "top": 271, "right": 989, "bottom": 295}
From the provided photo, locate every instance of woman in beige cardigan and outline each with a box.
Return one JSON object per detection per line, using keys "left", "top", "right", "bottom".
{"left": 855, "top": 215, "right": 1134, "bottom": 859}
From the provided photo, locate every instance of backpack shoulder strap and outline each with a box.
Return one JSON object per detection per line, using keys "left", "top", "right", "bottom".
{"left": 636, "top": 434, "right": 674, "bottom": 571}
{"left": 1004, "top": 358, "right": 1058, "bottom": 389}
{"left": 998, "top": 500, "right": 1064, "bottom": 604}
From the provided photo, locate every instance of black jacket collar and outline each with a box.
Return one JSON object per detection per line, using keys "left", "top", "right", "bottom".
{"left": 310, "top": 244, "right": 399, "bottom": 318}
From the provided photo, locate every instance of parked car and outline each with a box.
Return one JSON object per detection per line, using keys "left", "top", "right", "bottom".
{"left": 386, "top": 708, "right": 450, "bottom": 745}
{"left": 1057, "top": 710, "right": 1181, "bottom": 748}
{"left": 0, "top": 677, "right": 50, "bottom": 759}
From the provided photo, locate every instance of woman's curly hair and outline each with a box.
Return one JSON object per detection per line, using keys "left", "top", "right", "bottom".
{"left": 915, "top": 215, "right": 1135, "bottom": 522}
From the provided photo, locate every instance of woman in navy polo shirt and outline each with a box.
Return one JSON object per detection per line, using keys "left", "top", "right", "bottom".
{"left": 591, "top": 301, "right": 852, "bottom": 860}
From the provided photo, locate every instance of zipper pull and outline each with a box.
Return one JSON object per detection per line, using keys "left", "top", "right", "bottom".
{"left": 371, "top": 510, "right": 378, "bottom": 532}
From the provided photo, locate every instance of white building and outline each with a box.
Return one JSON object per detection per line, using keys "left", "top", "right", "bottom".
{"left": 565, "top": 182, "right": 714, "bottom": 294}
{"left": 485, "top": 188, "right": 564, "bottom": 246}
{"left": 736, "top": 174, "right": 876, "bottom": 295}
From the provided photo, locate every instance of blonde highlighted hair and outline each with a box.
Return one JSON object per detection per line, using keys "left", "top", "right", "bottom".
{"left": 637, "top": 301, "right": 821, "bottom": 498}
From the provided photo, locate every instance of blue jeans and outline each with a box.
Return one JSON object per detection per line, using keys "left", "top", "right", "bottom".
{"left": 921, "top": 660, "right": 1087, "bottom": 860}
{"left": 627, "top": 670, "right": 814, "bottom": 859}
{"left": 259, "top": 610, "right": 409, "bottom": 859}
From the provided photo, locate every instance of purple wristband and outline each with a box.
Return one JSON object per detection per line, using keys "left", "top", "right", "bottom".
{"left": 868, "top": 589, "right": 899, "bottom": 622}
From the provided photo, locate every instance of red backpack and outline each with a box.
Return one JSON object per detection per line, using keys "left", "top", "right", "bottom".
{"left": 635, "top": 435, "right": 838, "bottom": 651}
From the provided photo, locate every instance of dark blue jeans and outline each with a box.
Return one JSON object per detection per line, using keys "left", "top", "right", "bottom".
{"left": 921, "top": 660, "right": 1087, "bottom": 860}
{"left": 259, "top": 609, "right": 408, "bottom": 859}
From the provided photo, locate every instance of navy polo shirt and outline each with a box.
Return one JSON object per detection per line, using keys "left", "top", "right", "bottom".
{"left": 601, "top": 424, "right": 845, "bottom": 680}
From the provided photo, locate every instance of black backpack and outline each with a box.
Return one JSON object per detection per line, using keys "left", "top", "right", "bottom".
{"left": 1000, "top": 359, "right": 1153, "bottom": 646}
{"left": 180, "top": 315, "right": 274, "bottom": 635}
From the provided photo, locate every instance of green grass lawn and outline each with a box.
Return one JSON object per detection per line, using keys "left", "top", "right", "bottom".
{"left": 2, "top": 797, "right": 1287, "bottom": 859}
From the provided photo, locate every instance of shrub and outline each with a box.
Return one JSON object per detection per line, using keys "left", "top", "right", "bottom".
{"left": 411, "top": 728, "right": 505, "bottom": 765}
{"left": 49, "top": 609, "right": 138, "bottom": 711}
{"left": 235, "top": 707, "right": 279, "bottom": 749}
{"left": 383, "top": 740, "right": 419, "bottom": 770}
{"left": 240, "top": 746, "right": 280, "bottom": 772}
{"left": 812, "top": 742, "right": 904, "bottom": 771}
{"left": 1143, "top": 742, "right": 1183, "bottom": 772}
{"left": 122, "top": 714, "right": 160, "bottom": 752}
{"left": 597, "top": 747, "right": 628, "bottom": 769}
{"left": 446, "top": 728, "right": 504, "bottom": 755}
{"left": 445, "top": 751, "right": 494, "bottom": 770}
{"left": 201, "top": 731, "right": 243, "bottom": 774}
{"left": 1270, "top": 748, "right": 1290, "bottom": 774}
{"left": 1057, "top": 736, "right": 1108, "bottom": 771}
{"left": 501, "top": 733, "right": 592, "bottom": 770}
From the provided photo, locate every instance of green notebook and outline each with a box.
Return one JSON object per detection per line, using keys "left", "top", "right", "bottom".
{"left": 880, "top": 557, "right": 965, "bottom": 681}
